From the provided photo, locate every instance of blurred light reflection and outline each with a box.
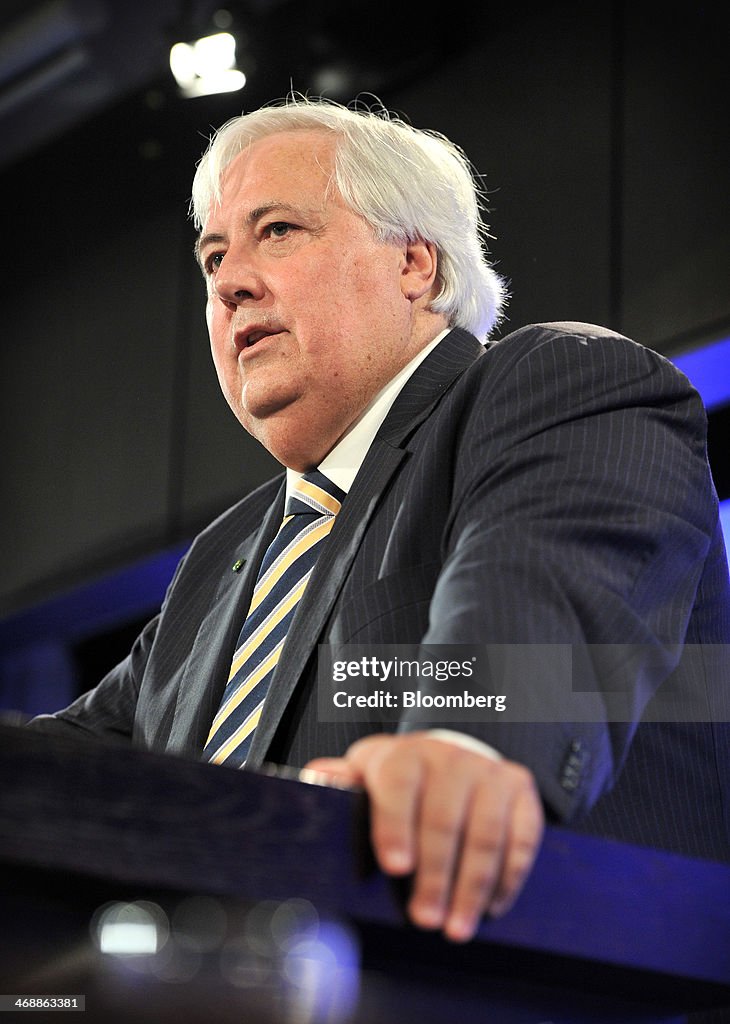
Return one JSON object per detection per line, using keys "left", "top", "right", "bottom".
{"left": 89, "top": 895, "right": 360, "bottom": 1021}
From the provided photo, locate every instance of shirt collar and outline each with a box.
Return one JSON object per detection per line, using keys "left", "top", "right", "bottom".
{"left": 286, "top": 328, "right": 451, "bottom": 500}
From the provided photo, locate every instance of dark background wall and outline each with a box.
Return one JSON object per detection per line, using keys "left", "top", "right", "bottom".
{"left": 0, "top": 0, "right": 728, "bottom": 712}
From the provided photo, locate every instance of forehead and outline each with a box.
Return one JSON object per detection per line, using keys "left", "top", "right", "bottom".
{"left": 207, "top": 130, "right": 338, "bottom": 227}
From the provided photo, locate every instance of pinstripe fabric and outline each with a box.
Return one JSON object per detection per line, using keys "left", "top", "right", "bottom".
{"left": 203, "top": 470, "right": 345, "bottom": 768}
{"left": 32, "top": 324, "right": 730, "bottom": 866}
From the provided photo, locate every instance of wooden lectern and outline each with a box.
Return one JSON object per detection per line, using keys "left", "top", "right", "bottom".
{"left": 0, "top": 723, "right": 728, "bottom": 1023}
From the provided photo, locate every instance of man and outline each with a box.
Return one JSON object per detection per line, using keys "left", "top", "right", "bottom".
{"left": 31, "top": 98, "right": 730, "bottom": 946}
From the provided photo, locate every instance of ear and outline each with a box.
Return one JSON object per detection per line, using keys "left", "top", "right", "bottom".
{"left": 400, "top": 239, "right": 439, "bottom": 302}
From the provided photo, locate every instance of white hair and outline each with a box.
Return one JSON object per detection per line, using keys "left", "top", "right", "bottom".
{"left": 191, "top": 96, "right": 506, "bottom": 340}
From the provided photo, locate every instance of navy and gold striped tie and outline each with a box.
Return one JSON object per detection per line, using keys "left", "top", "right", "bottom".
{"left": 204, "top": 470, "right": 345, "bottom": 768}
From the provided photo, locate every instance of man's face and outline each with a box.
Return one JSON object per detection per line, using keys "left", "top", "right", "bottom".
{"left": 198, "top": 130, "right": 430, "bottom": 470}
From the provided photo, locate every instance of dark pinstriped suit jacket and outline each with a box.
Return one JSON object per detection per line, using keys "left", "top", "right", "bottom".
{"left": 35, "top": 323, "right": 730, "bottom": 861}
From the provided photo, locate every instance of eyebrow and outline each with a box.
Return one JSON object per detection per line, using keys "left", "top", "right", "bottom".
{"left": 194, "top": 201, "right": 308, "bottom": 266}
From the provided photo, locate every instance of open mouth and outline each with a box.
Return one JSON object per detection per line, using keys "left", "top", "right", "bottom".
{"left": 245, "top": 330, "right": 272, "bottom": 347}
{"left": 237, "top": 328, "right": 283, "bottom": 352}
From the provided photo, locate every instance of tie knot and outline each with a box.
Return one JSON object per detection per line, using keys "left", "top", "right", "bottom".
{"left": 285, "top": 469, "right": 345, "bottom": 518}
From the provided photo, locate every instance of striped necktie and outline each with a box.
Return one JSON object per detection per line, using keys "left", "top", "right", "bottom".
{"left": 204, "top": 469, "right": 345, "bottom": 768}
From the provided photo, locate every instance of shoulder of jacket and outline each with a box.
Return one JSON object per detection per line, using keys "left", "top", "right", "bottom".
{"left": 486, "top": 321, "right": 635, "bottom": 351}
{"left": 186, "top": 473, "right": 284, "bottom": 550}
{"left": 481, "top": 321, "right": 683, "bottom": 375}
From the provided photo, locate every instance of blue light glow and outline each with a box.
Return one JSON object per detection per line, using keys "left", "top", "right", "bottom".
{"left": 670, "top": 335, "right": 730, "bottom": 411}
{"left": 720, "top": 500, "right": 730, "bottom": 565}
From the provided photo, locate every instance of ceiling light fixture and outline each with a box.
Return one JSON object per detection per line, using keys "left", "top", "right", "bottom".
{"left": 169, "top": 31, "right": 245, "bottom": 98}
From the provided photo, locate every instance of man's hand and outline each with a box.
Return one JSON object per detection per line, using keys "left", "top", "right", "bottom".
{"left": 302, "top": 732, "right": 544, "bottom": 942}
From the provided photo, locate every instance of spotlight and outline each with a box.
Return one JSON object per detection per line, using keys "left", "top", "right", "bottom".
{"left": 169, "top": 31, "right": 245, "bottom": 98}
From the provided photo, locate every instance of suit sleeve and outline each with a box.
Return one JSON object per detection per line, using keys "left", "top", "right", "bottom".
{"left": 26, "top": 553, "right": 186, "bottom": 744}
{"left": 25, "top": 476, "right": 285, "bottom": 753}
{"left": 401, "top": 325, "right": 718, "bottom": 821}
{"left": 27, "top": 615, "right": 158, "bottom": 744}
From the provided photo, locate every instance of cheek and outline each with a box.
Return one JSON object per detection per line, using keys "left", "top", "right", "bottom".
{"left": 206, "top": 316, "right": 241, "bottom": 409}
{"left": 206, "top": 302, "right": 231, "bottom": 365}
{"left": 206, "top": 298, "right": 219, "bottom": 355}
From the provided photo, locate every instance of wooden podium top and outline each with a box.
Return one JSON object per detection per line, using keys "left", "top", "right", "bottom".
{"left": 1, "top": 722, "right": 728, "bottom": 1023}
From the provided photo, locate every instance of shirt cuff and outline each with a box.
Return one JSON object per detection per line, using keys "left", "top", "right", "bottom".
{"left": 425, "top": 729, "right": 503, "bottom": 762}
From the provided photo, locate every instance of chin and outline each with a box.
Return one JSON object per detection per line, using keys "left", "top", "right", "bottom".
{"left": 251, "top": 421, "right": 329, "bottom": 471}
{"left": 240, "top": 380, "right": 305, "bottom": 420}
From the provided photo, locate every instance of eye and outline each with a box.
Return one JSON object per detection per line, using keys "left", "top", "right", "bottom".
{"left": 265, "top": 221, "right": 294, "bottom": 238}
{"left": 204, "top": 251, "right": 225, "bottom": 275}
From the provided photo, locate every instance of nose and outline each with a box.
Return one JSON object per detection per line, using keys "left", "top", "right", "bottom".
{"left": 212, "top": 250, "right": 265, "bottom": 307}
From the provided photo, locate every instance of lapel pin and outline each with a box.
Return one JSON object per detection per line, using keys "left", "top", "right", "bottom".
{"left": 232, "top": 559, "right": 246, "bottom": 573}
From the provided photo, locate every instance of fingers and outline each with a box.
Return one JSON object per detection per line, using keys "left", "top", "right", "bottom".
{"left": 443, "top": 763, "right": 544, "bottom": 941}
{"left": 406, "top": 771, "right": 477, "bottom": 933}
{"left": 300, "top": 756, "right": 360, "bottom": 788}
{"left": 332, "top": 734, "right": 544, "bottom": 942}
{"left": 343, "top": 735, "right": 423, "bottom": 875}
{"left": 488, "top": 773, "right": 544, "bottom": 918}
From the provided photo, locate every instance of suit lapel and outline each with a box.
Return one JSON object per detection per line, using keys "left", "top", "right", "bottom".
{"left": 246, "top": 328, "right": 483, "bottom": 767}
{"left": 377, "top": 327, "right": 483, "bottom": 445}
{"left": 166, "top": 480, "right": 286, "bottom": 756}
